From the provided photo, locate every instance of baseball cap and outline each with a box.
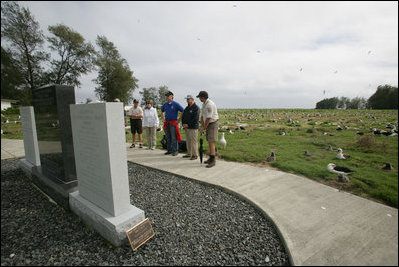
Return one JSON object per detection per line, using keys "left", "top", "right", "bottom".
{"left": 165, "top": 91, "right": 174, "bottom": 96}
{"left": 185, "top": 94, "right": 194, "bottom": 99}
{"left": 196, "top": 91, "right": 208, "bottom": 98}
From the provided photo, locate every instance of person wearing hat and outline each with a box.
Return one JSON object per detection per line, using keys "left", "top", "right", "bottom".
{"left": 128, "top": 99, "right": 144, "bottom": 148}
{"left": 197, "top": 91, "right": 219, "bottom": 168}
{"left": 181, "top": 94, "right": 200, "bottom": 160}
{"left": 161, "top": 91, "right": 185, "bottom": 156}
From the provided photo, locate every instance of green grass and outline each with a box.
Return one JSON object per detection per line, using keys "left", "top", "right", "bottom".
{"left": 2, "top": 108, "right": 398, "bottom": 207}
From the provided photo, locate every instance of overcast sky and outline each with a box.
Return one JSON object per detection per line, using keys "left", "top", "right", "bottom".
{"left": 19, "top": 1, "right": 398, "bottom": 108}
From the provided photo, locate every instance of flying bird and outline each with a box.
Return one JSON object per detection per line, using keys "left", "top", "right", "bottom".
{"left": 233, "top": 4, "right": 237, "bottom": 7}
{"left": 334, "top": 70, "right": 338, "bottom": 74}
{"left": 336, "top": 148, "right": 350, "bottom": 159}
{"left": 257, "top": 50, "right": 261, "bottom": 53}
{"left": 266, "top": 152, "right": 275, "bottom": 162}
{"left": 327, "top": 163, "right": 354, "bottom": 175}
{"left": 299, "top": 67, "right": 303, "bottom": 72}
{"left": 368, "top": 50, "right": 372, "bottom": 55}
{"left": 219, "top": 133, "right": 227, "bottom": 149}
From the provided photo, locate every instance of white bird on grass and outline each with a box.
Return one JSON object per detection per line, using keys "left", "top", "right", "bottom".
{"left": 219, "top": 133, "right": 227, "bottom": 149}
{"left": 327, "top": 163, "right": 354, "bottom": 175}
{"left": 336, "top": 148, "right": 350, "bottom": 159}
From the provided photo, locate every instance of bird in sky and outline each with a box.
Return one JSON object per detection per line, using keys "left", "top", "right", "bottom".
{"left": 197, "top": 38, "right": 201, "bottom": 41}
{"left": 334, "top": 70, "right": 338, "bottom": 74}
{"left": 257, "top": 50, "right": 261, "bottom": 53}
{"left": 368, "top": 50, "right": 372, "bottom": 55}
{"left": 233, "top": 4, "right": 237, "bottom": 7}
{"left": 299, "top": 67, "right": 303, "bottom": 71}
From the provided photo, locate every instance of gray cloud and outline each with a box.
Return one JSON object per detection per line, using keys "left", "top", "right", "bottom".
{"left": 18, "top": 1, "right": 398, "bottom": 108}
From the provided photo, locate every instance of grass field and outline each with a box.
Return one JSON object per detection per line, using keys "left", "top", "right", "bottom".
{"left": 2, "top": 108, "right": 398, "bottom": 208}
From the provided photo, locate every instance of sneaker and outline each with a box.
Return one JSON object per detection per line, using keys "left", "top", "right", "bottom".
{"left": 172, "top": 152, "right": 178, "bottom": 156}
{"left": 190, "top": 156, "right": 198, "bottom": 160}
{"left": 151, "top": 147, "right": 155, "bottom": 150}
{"left": 182, "top": 155, "right": 191, "bottom": 158}
{"left": 164, "top": 151, "right": 172, "bottom": 155}
{"left": 204, "top": 158, "right": 210, "bottom": 164}
{"left": 139, "top": 144, "right": 143, "bottom": 148}
{"left": 130, "top": 144, "right": 135, "bottom": 148}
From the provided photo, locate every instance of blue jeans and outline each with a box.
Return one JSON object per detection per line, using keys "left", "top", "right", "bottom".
{"left": 165, "top": 124, "right": 178, "bottom": 153}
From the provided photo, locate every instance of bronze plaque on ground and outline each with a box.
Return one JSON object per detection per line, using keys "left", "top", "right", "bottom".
{"left": 126, "top": 218, "right": 155, "bottom": 251}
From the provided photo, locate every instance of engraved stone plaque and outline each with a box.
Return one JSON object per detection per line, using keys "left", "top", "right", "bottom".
{"left": 126, "top": 218, "right": 155, "bottom": 251}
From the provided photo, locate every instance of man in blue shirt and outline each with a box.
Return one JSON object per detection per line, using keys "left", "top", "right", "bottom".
{"left": 161, "top": 91, "right": 184, "bottom": 156}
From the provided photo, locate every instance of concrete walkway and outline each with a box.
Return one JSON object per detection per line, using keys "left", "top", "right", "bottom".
{"left": 2, "top": 138, "right": 398, "bottom": 266}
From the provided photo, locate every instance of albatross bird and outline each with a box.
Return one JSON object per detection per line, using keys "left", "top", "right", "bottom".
{"left": 266, "top": 152, "right": 275, "bottom": 162}
{"left": 336, "top": 148, "right": 350, "bottom": 159}
{"left": 219, "top": 133, "right": 227, "bottom": 149}
{"left": 327, "top": 163, "right": 354, "bottom": 175}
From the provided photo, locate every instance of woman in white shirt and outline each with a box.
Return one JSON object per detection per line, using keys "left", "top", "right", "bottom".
{"left": 142, "top": 100, "right": 159, "bottom": 150}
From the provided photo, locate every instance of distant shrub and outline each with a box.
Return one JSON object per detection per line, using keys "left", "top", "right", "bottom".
{"left": 306, "top": 128, "right": 315, "bottom": 133}
{"left": 1, "top": 107, "right": 20, "bottom": 115}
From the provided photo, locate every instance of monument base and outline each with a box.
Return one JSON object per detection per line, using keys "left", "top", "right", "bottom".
{"left": 69, "top": 191, "right": 145, "bottom": 247}
{"left": 19, "top": 158, "right": 36, "bottom": 178}
{"left": 30, "top": 166, "right": 78, "bottom": 210}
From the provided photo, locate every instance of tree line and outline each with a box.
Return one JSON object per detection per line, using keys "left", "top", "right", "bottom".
{"left": 1, "top": 1, "right": 140, "bottom": 105}
{"left": 315, "top": 85, "right": 398, "bottom": 110}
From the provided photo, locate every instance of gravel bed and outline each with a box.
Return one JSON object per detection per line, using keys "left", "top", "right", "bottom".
{"left": 1, "top": 159, "right": 290, "bottom": 266}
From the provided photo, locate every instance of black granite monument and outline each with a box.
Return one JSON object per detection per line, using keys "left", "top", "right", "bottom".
{"left": 31, "top": 85, "right": 78, "bottom": 209}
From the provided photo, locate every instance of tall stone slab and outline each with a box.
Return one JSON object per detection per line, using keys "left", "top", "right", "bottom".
{"left": 69, "top": 102, "right": 144, "bottom": 246}
{"left": 31, "top": 85, "right": 78, "bottom": 209}
{"left": 19, "top": 106, "right": 41, "bottom": 175}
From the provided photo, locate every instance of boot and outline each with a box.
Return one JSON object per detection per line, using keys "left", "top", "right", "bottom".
{"left": 206, "top": 155, "right": 216, "bottom": 168}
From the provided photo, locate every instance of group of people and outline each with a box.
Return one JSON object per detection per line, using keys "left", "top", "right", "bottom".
{"left": 124, "top": 90, "right": 218, "bottom": 168}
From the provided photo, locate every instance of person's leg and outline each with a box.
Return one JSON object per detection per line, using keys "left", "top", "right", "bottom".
{"left": 184, "top": 129, "right": 192, "bottom": 157}
{"left": 151, "top": 127, "right": 156, "bottom": 149}
{"left": 169, "top": 124, "right": 178, "bottom": 154}
{"left": 139, "top": 134, "right": 143, "bottom": 147}
{"left": 165, "top": 124, "right": 172, "bottom": 153}
{"left": 192, "top": 129, "right": 199, "bottom": 158}
{"left": 146, "top": 127, "right": 151, "bottom": 149}
{"left": 138, "top": 120, "right": 143, "bottom": 148}
{"left": 206, "top": 121, "right": 218, "bottom": 167}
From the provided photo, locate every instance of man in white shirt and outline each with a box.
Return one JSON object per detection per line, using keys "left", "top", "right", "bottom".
{"left": 197, "top": 91, "right": 219, "bottom": 168}
{"left": 128, "top": 99, "right": 143, "bottom": 148}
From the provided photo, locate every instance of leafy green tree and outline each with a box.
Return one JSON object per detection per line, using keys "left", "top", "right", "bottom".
{"left": 348, "top": 97, "right": 367, "bottom": 109}
{"left": 44, "top": 24, "right": 95, "bottom": 87}
{"left": 337, "top": 97, "right": 350, "bottom": 109}
{"left": 315, "top": 97, "right": 339, "bottom": 109}
{"left": 93, "top": 35, "right": 139, "bottom": 103}
{"left": 1, "top": 46, "right": 25, "bottom": 100}
{"left": 139, "top": 87, "right": 157, "bottom": 106}
{"left": 367, "top": 85, "right": 398, "bottom": 109}
{"left": 1, "top": 1, "right": 49, "bottom": 103}
{"left": 157, "top": 85, "right": 169, "bottom": 108}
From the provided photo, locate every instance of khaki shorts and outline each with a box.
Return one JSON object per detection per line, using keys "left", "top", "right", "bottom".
{"left": 206, "top": 120, "right": 219, "bottom": 142}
